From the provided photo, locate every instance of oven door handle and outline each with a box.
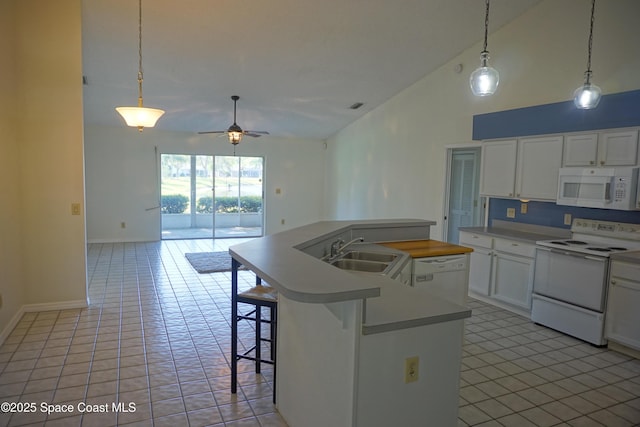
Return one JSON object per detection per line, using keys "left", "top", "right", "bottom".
{"left": 548, "top": 247, "right": 607, "bottom": 262}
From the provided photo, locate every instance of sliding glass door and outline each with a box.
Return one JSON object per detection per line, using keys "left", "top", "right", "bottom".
{"left": 213, "top": 156, "right": 264, "bottom": 238}
{"left": 161, "top": 154, "right": 264, "bottom": 239}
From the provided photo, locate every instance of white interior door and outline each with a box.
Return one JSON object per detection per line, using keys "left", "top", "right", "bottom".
{"left": 444, "top": 148, "right": 481, "bottom": 243}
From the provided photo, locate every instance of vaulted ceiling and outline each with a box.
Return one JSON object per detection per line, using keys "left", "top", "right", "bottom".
{"left": 82, "top": 0, "right": 541, "bottom": 140}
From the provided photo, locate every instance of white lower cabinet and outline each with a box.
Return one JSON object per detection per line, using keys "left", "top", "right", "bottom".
{"left": 491, "top": 250, "right": 534, "bottom": 310}
{"left": 605, "top": 260, "right": 640, "bottom": 352}
{"left": 459, "top": 232, "right": 492, "bottom": 296}
{"left": 460, "top": 232, "right": 536, "bottom": 313}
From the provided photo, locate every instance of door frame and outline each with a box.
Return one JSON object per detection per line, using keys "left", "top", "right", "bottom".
{"left": 442, "top": 143, "right": 485, "bottom": 242}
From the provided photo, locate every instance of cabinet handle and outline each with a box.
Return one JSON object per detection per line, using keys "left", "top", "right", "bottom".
{"left": 512, "top": 243, "right": 519, "bottom": 246}
{"left": 509, "top": 193, "right": 513, "bottom": 197}
{"left": 600, "top": 160, "right": 605, "bottom": 165}
{"left": 590, "top": 160, "right": 595, "bottom": 165}
{"left": 611, "top": 279, "right": 616, "bottom": 285}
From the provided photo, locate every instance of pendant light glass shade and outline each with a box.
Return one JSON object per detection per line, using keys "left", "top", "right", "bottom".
{"left": 116, "top": 105, "right": 165, "bottom": 129}
{"left": 574, "top": 0, "right": 600, "bottom": 110}
{"left": 115, "top": 0, "right": 165, "bottom": 131}
{"left": 574, "top": 72, "right": 601, "bottom": 109}
{"left": 470, "top": 0, "right": 499, "bottom": 96}
{"left": 470, "top": 52, "right": 499, "bottom": 96}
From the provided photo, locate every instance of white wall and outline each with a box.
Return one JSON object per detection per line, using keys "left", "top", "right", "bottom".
{"left": 0, "top": 1, "right": 25, "bottom": 338}
{"left": 84, "top": 125, "right": 326, "bottom": 242}
{"left": 325, "top": 0, "right": 640, "bottom": 238}
{"left": 0, "top": 0, "right": 87, "bottom": 340}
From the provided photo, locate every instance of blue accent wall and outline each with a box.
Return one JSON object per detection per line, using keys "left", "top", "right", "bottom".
{"left": 489, "top": 199, "right": 640, "bottom": 228}
{"left": 473, "top": 89, "right": 640, "bottom": 141}
{"left": 474, "top": 89, "right": 640, "bottom": 227}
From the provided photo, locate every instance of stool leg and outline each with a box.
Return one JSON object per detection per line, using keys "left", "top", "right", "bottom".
{"left": 272, "top": 304, "right": 277, "bottom": 404}
{"left": 231, "top": 258, "right": 239, "bottom": 394}
{"left": 255, "top": 305, "right": 262, "bottom": 373}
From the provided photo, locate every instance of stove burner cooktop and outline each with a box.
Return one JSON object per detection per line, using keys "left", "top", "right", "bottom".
{"left": 536, "top": 239, "right": 632, "bottom": 257}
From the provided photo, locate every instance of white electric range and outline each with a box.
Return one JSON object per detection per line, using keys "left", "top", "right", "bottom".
{"left": 532, "top": 219, "right": 640, "bottom": 345}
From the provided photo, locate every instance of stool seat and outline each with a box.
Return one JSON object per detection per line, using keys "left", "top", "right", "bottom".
{"left": 238, "top": 285, "right": 278, "bottom": 302}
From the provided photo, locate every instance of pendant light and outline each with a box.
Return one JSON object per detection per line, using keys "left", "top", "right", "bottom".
{"left": 573, "top": 0, "right": 601, "bottom": 109}
{"left": 470, "top": 0, "right": 499, "bottom": 96}
{"left": 115, "top": 0, "right": 165, "bottom": 131}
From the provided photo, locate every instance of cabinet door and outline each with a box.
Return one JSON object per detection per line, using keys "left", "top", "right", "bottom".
{"left": 564, "top": 134, "right": 598, "bottom": 166}
{"left": 516, "top": 136, "right": 563, "bottom": 200}
{"left": 491, "top": 251, "right": 534, "bottom": 310}
{"left": 480, "top": 140, "right": 517, "bottom": 197}
{"left": 599, "top": 130, "right": 639, "bottom": 166}
{"left": 605, "top": 264, "right": 640, "bottom": 350}
{"left": 468, "top": 248, "right": 492, "bottom": 296}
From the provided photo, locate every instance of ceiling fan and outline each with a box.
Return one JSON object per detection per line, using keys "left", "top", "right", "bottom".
{"left": 198, "top": 95, "right": 269, "bottom": 147}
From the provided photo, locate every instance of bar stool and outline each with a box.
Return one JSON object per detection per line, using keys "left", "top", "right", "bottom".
{"left": 231, "top": 258, "right": 278, "bottom": 403}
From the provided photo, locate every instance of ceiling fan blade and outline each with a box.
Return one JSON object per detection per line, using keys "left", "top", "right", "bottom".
{"left": 198, "top": 130, "right": 226, "bottom": 134}
{"left": 244, "top": 130, "right": 270, "bottom": 137}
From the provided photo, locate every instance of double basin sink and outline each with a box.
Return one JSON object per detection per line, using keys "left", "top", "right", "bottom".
{"left": 328, "top": 250, "right": 399, "bottom": 274}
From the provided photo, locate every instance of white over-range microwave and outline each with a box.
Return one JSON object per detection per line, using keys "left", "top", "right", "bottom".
{"left": 556, "top": 167, "right": 639, "bottom": 210}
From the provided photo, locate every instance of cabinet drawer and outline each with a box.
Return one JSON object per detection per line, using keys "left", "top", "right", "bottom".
{"left": 459, "top": 232, "right": 493, "bottom": 249}
{"left": 611, "top": 261, "right": 640, "bottom": 283}
{"left": 494, "top": 239, "right": 535, "bottom": 258}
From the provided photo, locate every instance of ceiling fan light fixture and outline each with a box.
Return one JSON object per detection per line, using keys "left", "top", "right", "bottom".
{"left": 574, "top": 0, "right": 601, "bottom": 110}
{"left": 470, "top": 0, "right": 499, "bottom": 97}
{"left": 115, "top": 0, "right": 165, "bottom": 131}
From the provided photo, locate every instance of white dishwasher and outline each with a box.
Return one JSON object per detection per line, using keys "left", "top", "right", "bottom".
{"left": 412, "top": 254, "right": 469, "bottom": 306}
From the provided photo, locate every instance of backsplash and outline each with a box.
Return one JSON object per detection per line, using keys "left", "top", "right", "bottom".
{"left": 489, "top": 198, "right": 640, "bottom": 229}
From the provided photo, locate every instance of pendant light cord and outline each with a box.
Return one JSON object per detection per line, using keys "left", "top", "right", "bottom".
{"left": 137, "top": 0, "right": 144, "bottom": 105}
{"left": 482, "top": 0, "right": 490, "bottom": 54}
{"left": 585, "top": 0, "right": 596, "bottom": 79}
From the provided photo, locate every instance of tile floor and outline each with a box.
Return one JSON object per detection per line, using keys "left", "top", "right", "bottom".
{"left": 0, "top": 239, "right": 637, "bottom": 426}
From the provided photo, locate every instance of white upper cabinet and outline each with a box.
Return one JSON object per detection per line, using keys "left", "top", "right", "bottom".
{"left": 479, "top": 139, "right": 517, "bottom": 198}
{"left": 516, "top": 136, "right": 563, "bottom": 200}
{"left": 563, "top": 129, "right": 639, "bottom": 167}
{"left": 563, "top": 134, "right": 598, "bottom": 166}
{"left": 599, "top": 130, "right": 639, "bottom": 166}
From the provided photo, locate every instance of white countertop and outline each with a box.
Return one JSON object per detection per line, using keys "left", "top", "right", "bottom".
{"left": 459, "top": 221, "right": 570, "bottom": 244}
{"left": 611, "top": 250, "right": 640, "bottom": 264}
{"left": 229, "top": 219, "right": 471, "bottom": 334}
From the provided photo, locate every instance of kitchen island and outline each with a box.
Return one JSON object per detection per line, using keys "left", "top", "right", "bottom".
{"left": 230, "top": 219, "right": 471, "bottom": 427}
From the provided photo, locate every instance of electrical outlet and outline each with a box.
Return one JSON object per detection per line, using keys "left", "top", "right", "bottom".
{"left": 404, "top": 356, "right": 419, "bottom": 383}
{"left": 281, "top": 219, "right": 285, "bottom": 225}
{"left": 506, "top": 208, "right": 516, "bottom": 218}
{"left": 520, "top": 203, "right": 528, "bottom": 214}
{"left": 121, "top": 222, "right": 126, "bottom": 229}
{"left": 275, "top": 188, "right": 282, "bottom": 195}
{"left": 71, "top": 203, "right": 81, "bottom": 215}
{"left": 564, "top": 213, "right": 572, "bottom": 225}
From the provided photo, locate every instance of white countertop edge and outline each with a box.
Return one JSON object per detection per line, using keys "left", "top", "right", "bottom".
{"left": 362, "top": 311, "right": 471, "bottom": 335}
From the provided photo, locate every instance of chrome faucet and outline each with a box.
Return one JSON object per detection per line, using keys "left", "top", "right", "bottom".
{"left": 323, "top": 236, "right": 365, "bottom": 261}
{"left": 329, "top": 238, "right": 345, "bottom": 258}
{"left": 340, "top": 237, "right": 365, "bottom": 254}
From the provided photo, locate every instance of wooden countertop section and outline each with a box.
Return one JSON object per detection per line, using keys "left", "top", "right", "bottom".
{"left": 380, "top": 239, "right": 473, "bottom": 258}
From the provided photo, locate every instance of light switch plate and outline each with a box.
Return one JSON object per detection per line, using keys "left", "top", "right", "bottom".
{"left": 564, "top": 213, "right": 572, "bottom": 225}
{"left": 506, "top": 208, "right": 516, "bottom": 218}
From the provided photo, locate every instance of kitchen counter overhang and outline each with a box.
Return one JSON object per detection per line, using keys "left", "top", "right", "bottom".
{"left": 229, "top": 219, "right": 471, "bottom": 334}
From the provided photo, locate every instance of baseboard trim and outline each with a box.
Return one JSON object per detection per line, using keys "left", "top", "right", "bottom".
{"left": 0, "top": 307, "right": 26, "bottom": 347}
{"left": 0, "top": 299, "right": 88, "bottom": 346}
